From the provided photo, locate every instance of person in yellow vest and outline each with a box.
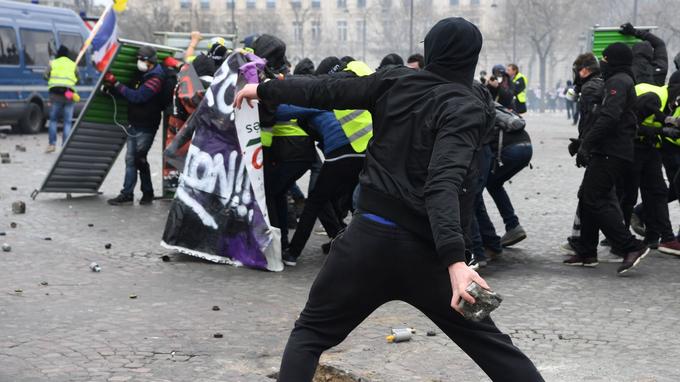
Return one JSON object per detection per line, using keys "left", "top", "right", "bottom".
{"left": 44, "top": 45, "right": 79, "bottom": 153}
{"left": 275, "top": 57, "right": 374, "bottom": 266}
{"left": 617, "top": 80, "right": 680, "bottom": 256}
{"left": 626, "top": 72, "right": 680, "bottom": 251}
{"left": 507, "top": 63, "right": 527, "bottom": 114}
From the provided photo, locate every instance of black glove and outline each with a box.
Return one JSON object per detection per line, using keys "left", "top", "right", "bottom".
{"left": 568, "top": 138, "right": 581, "bottom": 157}
{"left": 620, "top": 22, "right": 637, "bottom": 36}
{"left": 576, "top": 147, "right": 590, "bottom": 168}
{"left": 661, "top": 127, "right": 680, "bottom": 139}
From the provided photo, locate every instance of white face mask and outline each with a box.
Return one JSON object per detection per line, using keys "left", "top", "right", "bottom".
{"left": 137, "top": 60, "right": 149, "bottom": 72}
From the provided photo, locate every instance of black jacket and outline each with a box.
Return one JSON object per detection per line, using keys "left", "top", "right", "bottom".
{"left": 581, "top": 71, "right": 637, "bottom": 162}
{"left": 576, "top": 74, "right": 605, "bottom": 137}
{"left": 632, "top": 31, "right": 668, "bottom": 86}
{"left": 259, "top": 66, "right": 494, "bottom": 266}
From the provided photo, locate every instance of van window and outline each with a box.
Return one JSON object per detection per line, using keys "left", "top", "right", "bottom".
{"left": 58, "top": 32, "right": 85, "bottom": 67}
{"left": 20, "top": 29, "right": 55, "bottom": 67}
{"left": 0, "top": 26, "right": 20, "bottom": 65}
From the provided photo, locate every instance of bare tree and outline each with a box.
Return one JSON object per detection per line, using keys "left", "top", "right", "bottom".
{"left": 117, "top": 0, "right": 175, "bottom": 43}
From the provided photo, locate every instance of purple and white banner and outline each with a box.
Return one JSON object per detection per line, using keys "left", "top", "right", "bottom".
{"left": 161, "top": 52, "right": 282, "bottom": 271}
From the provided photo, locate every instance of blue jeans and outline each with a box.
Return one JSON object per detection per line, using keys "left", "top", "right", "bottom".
{"left": 48, "top": 100, "right": 75, "bottom": 146}
{"left": 486, "top": 143, "right": 533, "bottom": 231}
{"left": 121, "top": 127, "right": 156, "bottom": 197}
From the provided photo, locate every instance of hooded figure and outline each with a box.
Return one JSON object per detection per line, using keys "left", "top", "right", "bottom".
{"left": 632, "top": 41, "right": 654, "bottom": 84}
{"left": 600, "top": 42, "right": 634, "bottom": 81}
{"left": 294, "top": 58, "right": 314, "bottom": 75}
{"left": 238, "top": 16, "right": 544, "bottom": 382}
{"left": 315, "top": 56, "right": 343, "bottom": 75}
{"left": 377, "top": 53, "right": 404, "bottom": 71}
{"left": 252, "top": 34, "right": 288, "bottom": 76}
{"left": 423, "top": 18, "right": 482, "bottom": 84}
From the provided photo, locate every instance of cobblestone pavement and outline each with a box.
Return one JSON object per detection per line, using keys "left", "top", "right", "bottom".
{"left": 1, "top": 113, "right": 680, "bottom": 382}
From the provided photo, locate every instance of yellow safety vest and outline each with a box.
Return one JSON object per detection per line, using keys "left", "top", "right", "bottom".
{"left": 513, "top": 73, "right": 528, "bottom": 104}
{"left": 48, "top": 56, "right": 77, "bottom": 91}
{"left": 635, "top": 83, "right": 668, "bottom": 128}
{"left": 336, "top": 61, "right": 374, "bottom": 153}
{"left": 261, "top": 119, "right": 308, "bottom": 148}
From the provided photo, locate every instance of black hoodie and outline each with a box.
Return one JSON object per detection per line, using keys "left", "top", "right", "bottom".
{"left": 258, "top": 18, "right": 493, "bottom": 266}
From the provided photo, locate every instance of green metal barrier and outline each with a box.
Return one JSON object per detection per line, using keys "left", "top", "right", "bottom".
{"left": 589, "top": 26, "right": 657, "bottom": 59}
{"left": 33, "top": 39, "right": 181, "bottom": 198}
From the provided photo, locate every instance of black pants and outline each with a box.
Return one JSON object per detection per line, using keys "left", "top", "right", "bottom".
{"left": 661, "top": 143, "right": 680, "bottom": 205}
{"left": 277, "top": 215, "right": 544, "bottom": 382}
{"left": 577, "top": 155, "right": 644, "bottom": 257}
{"left": 264, "top": 159, "right": 313, "bottom": 248}
{"left": 288, "top": 156, "right": 364, "bottom": 256}
{"left": 620, "top": 146, "right": 674, "bottom": 242}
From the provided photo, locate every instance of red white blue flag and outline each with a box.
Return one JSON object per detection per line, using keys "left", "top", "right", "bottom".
{"left": 90, "top": 10, "right": 118, "bottom": 72}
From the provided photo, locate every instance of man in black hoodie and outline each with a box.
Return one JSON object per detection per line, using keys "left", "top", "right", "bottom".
{"left": 565, "top": 43, "right": 649, "bottom": 274}
{"left": 236, "top": 18, "right": 543, "bottom": 382}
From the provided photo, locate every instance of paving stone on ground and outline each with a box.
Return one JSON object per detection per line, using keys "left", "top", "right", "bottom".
{"left": 1, "top": 113, "right": 680, "bottom": 382}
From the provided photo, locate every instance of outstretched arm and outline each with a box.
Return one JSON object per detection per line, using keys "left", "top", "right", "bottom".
{"left": 235, "top": 73, "right": 384, "bottom": 111}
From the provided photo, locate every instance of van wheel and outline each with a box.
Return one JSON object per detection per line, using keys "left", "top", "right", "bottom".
{"left": 18, "top": 103, "right": 44, "bottom": 134}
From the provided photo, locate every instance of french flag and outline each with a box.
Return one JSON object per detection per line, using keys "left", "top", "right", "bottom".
{"left": 91, "top": 10, "right": 118, "bottom": 72}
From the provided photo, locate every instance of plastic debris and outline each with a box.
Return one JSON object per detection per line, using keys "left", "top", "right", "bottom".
{"left": 386, "top": 328, "right": 414, "bottom": 343}
{"left": 40, "top": 281, "right": 48, "bottom": 286}
{"left": 426, "top": 330, "right": 436, "bottom": 337}
{"left": 161, "top": 255, "right": 170, "bottom": 262}
{"left": 14, "top": 289, "right": 22, "bottom": 293}
{"left": 10, "top": 222, "right": 17, "bottom": 228}
{"left": 212, "top": 305, "right": 221, "bottom": 311}
{"left": 88, "top": 224, "right": 94, "bottom": 227}
{"left": 213, "top": 333, "right": 223, "bottom": 338}
{"left": 44, "top": 237, "right": 52, "bottom": 241}
{"left": 129, "top": 294, "right": 138, "bottom": 299}
{"left": 104, "top": 243, "right": 112, "bottom": 249}
{"left": 457, "top": 282, "right": 503, "bottom": 322}
{"left": 2, "top": 243, "right": 11, "bottom": 252}
{"left": 15, "top": 145, "right": 26, "bottom": 152}
{"left": 11, "top": 201, "right": 25, "bottom": 214}
{"left": 89, "top": 262, "right": 101, "bottom": 272}
{"left": 10, "top": 187, "right": 17, "bottom": 191}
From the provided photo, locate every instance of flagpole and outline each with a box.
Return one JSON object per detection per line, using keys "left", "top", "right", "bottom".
{"left": 75, "top": 3, "right": 113, "bottom": 67}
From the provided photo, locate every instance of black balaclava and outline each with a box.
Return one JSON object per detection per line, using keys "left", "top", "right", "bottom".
{"left": 294, "top": 58, "right": 315, "bottom": 75}
{"left": 315, "top": 56, "right": 342, "bottom": 75}
{"left": 56, "top": 45, "right": 69, "bottom": 59}
{"left": 424, "top": 17, "right": 482, "bottom": 86}
{"left": 601, "top": 42, "right": 634, "bottom": 81}
{"left": 377, "top": 53, "right": 404, "bottom": 70}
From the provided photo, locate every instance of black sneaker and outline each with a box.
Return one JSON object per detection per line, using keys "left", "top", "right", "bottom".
{"left": 630, "top": 211, "right": 646, "bottom": 237}
{"left": 282, "top": 249, "right": 298, "bottom": 267}
{"left": 643, "top": 238, "right": 659, "bottom": 250}
{"left": 563, "top": 255, "right": 599, "bottom": 267}
{"left": 140, "top": 193, "right": 154, "bottom": 205}
{"left": 107, "top": 193, "right": 133, "bottom": 206}
{"left": 321, "top": 242, "right": 331, "bottom": 254}
{"left": 617, "top": 247, "right": 650, "bottom": 275}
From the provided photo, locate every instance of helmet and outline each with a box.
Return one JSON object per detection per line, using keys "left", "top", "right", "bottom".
{"left": 208, "top": 37, "right": 226, "bottom": 50}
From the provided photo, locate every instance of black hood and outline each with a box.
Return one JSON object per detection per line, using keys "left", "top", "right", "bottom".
{"left": 674, "top": 52, "right": 680, "bottom": 71}
{"left": 602, "top": 42, "right": 634, "bottom": 81}
{"left": 192, "top": 54, "right": 216, "bottom": 77}
{"left": 294, "top": 58, "right": 315, "bottom": 75}
{"left": 377, "top": 53, "right": 404, "bottom": 71}
{"left": 423, "top": 17, "right": 482, "bottom": 86}
{"left": 252, "top": 34, "right": 288, "bottom": 74}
